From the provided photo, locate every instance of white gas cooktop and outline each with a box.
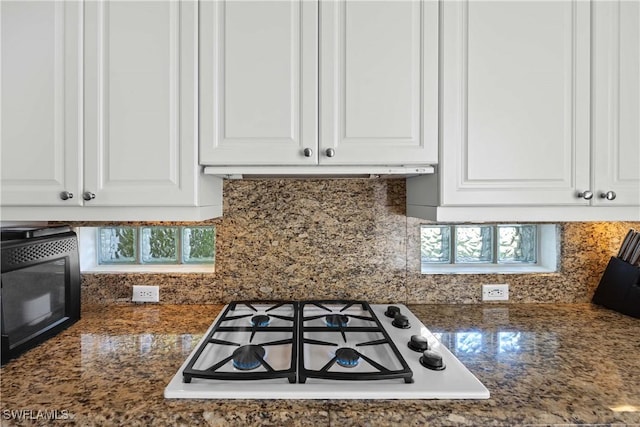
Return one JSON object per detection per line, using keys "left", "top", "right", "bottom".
{"left": 164, "top": 301, "right": 490, "bottom": 400}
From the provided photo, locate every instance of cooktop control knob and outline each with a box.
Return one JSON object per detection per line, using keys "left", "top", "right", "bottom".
{"left": 408, "top": 335, "right": 429, "bottom": 352}
{"left": 392, "top": 314, "right": 410, "bottom": 329}
{"left": 420, "top": 350, "right": 446, "bottom": 371}
{"left": 385, "top": 306, "right": 400, "bottom": 318}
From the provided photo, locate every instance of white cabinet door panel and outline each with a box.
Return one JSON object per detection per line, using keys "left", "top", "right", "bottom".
{"left": 0, "top": 1, "right": 82, "bottom": 206}
{"left": 320, "top": 0, "right": 438, "bottom": 165}
{"left": 593, "top": 0, "right": 640, "bottom": 207}
{"left": 200, "top": 0, "right": 317, "bottom": 165}
{"left": 441, "top": 0, "right": 591, "bottom": 205}
{"left": 84, "top": 0, "right": 199, "bottom": 206}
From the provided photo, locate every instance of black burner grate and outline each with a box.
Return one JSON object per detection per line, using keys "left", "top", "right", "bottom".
{"left": 297, "top": 300, "right": 414, "bottom": 384}
{"left": 181, "top": 300, "right": 414, "bottom": 384}
{"left": 182, "top": 301, "right": 298, "bottom": 383}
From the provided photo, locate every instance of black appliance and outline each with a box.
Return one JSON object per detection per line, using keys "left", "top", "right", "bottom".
{"left": 1, "top": 226, "right": 80, "bottom": 364}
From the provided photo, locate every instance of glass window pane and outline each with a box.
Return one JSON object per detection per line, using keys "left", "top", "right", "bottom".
{"left": 498, "top": 332, "right": 522, "bottom": 354}
{"left": 498, "top": 225, "right": 537, "bottom": 263}
{"left": 420, "top": 225, "right": 451, "bottom": 264}
{"left": 455, "top": 332, "right": 483, "bottom": 354}
{"left": 182, "top": 227, "right": 215, "bottom": 264}
{"left": 98, "top": 227, "right": 136, "bottom": 264}
{"left": 141, "top": 227, "right": 178, "bottom": 264}
{"left": 455, "top": 226, "right": 493, "bottom": 263}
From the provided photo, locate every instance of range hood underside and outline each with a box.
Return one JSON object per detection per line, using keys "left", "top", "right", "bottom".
{"left": 203, "top": 165, "right": 435, "bottom": 179}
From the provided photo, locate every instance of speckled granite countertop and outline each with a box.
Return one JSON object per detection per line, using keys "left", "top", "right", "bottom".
{"left": 1, "top": 303, "right": 639, "bottom": 426}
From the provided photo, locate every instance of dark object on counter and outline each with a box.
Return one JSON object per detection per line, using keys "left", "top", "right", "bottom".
{"left": 616, "top": 229, "right": 640, "bottom": 266}
{"left": 1, "top": 227, "right": 81, "bottom": 365}
{"left": 592, "top": 256, "right": 640, "bottom": 319}
{"left": 0, "top": 226, "right": 72, "bottom": 240}
{"left": 629, "top": 243, "right": 640, "bottom": 267}
{"left": 617, "top": 229, "right": 635, "bottom": 260}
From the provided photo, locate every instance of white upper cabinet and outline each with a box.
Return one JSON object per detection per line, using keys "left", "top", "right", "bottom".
{"left": 592, "top": 0, "right": 640, "bottom": 207}
{"left": 0, "top": 1, "right": 82, "bottom": 206}
{"left": 440, "top": 0, "right": 591, "bottom": 206}
{"left": 1, "top": 0, "right": 222, "bottom": 221}
{"left": 199, "top": 0, "right": 318, "bottom": 165}
{"left": 199, "top": 0, "right": 438, "bottom": 167}
{"left": 319, "top": 0, "right": 438, "bottom": 165}
{"left": 84, "top": 0, "right": 215, "bottom": 207}
{"left": 408, "top": 0, "right": 639, "bottom": 221}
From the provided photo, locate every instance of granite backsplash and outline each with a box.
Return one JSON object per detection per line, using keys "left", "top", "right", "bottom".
{"left": 76, "top": 179, "right": 640, "bottom": 305}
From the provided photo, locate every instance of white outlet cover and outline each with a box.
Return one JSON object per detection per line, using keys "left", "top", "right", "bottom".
{"left": 132, "top": 285, "right": 160, "bottom": 303}
{"left": 482, "top": 284, "right": 509, "bottom": 301}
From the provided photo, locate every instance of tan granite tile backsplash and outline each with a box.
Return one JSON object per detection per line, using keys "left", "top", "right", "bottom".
{"left": 75, "top": 179, "right": 640, "bottom": 305}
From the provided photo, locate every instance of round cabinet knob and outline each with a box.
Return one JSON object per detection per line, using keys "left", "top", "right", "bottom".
{"left": 59, "top": 191, "right": 74, "bottom": 201}
{"left": 600, "top": 191, "right": 617, "bottom": 201}
{"left": 83, "top": 191, "right": 96, "bottom": 201}
{"left": 303, "top": 148, "right": 313, "bottom": 158}
{"left": 325, "top": 148, "right": 336, "bottom": 158}
{"left": 577, "top": 190, "right": 593, "bottom": 200}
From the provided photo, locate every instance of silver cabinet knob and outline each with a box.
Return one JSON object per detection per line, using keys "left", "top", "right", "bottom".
{"left": 325, "top": 148, "right": 335, "bottom": 158}
{"left": 600, "top": 191, "right": 617, "bottom": 201}
{"left": 83, "top": 191, "right": 96, "bottom": 201}
{"left": 577, "top": 190, "right": 593, "bottom": 200}
{"left": 303, "top": 148, "right": 313, "bottom": 157}
{"left": 60, "top": 191, "right": 74, "bottom": 200}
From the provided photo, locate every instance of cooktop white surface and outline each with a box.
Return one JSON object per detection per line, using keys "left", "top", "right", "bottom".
{"left": 164, "top": 304, "right": 490, "bottom": 399}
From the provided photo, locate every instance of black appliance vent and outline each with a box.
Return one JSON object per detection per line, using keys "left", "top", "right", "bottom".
{"left": 2, "top": 237, "right": 77, "bottom": 267}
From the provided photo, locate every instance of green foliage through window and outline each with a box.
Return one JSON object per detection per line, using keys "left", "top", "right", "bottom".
{"left": 421, "top": 224, "right": 538, "bottom": 268}
{"left": 183, "top": 227, "right": 216, "bottom": 263}
{"left": 98, "top": 226, "right": 215, "bottom": 265}
{"left": 142, "top": 227, "right": 178, "bottom": 263}
{"left": 98, "top": 227, "right": 136, "bottom": 264}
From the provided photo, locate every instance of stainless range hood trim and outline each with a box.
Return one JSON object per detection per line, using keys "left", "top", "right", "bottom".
{"left": 203, "top": 165, "right": 435, "bottom": 179}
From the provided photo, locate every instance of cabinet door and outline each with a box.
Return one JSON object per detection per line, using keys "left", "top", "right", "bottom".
{"left": 320, "top": 0, "right": 438, "bottom": 165}
{"left": 200, "top": 0, "right": 318, "bottom": 165}
{"left": 593, "top": 0, "right": 640, "bottom": 207}
{"left": 0, "top": 1, "right": 82, "bottom": 206}
{"left": 84, "top": 0, "right": 201, "bottom": 206}
{"left": 440, "top": 0, "right": 591, "bottom": 206}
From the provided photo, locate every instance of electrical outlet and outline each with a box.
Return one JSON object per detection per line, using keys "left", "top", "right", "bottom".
{"left": 132, "top": 285, "right": 160, "bottom": 303}
{"left": 482, "top": 284, "right": 509, "bottom": 301}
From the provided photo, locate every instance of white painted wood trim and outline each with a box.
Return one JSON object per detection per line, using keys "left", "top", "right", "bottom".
{"left": 204, "top": 165, "right": 434, "bottom": 178}
{"left": 407, "top": 205, "right": 640, "bottom": 222}
{"left": 0, "top": 205, "right": 223, "bottom": 222}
